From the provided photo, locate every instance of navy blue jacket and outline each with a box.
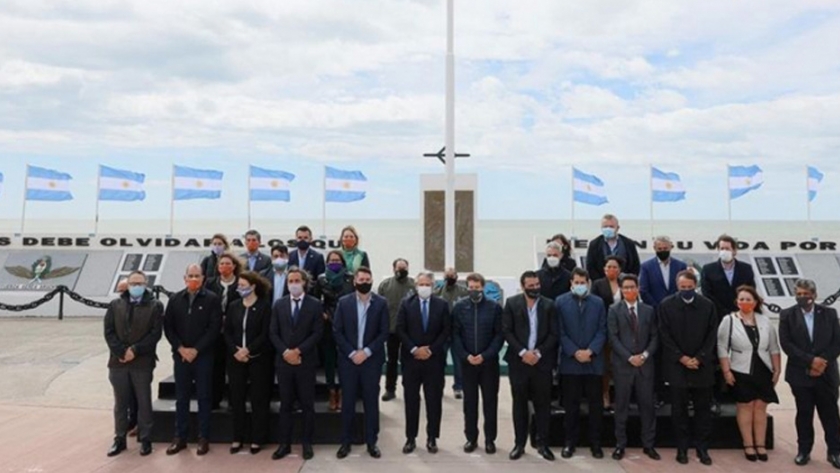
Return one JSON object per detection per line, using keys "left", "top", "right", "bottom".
{"left": 555, "top": 292, "right": 607, "bottom": 375}
{"left": 451, "top": 297, "right": 504, "bottom": 362}
{"left": 332, "top": 292, "right": 390, "bottom": 367}
{"left": 639, "top": 256, "right": 687, "bottom": 307}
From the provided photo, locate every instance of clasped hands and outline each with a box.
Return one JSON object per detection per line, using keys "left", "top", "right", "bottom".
{"left": 282, "top": 348, "right": 302, "bottom": 365}
{"left": 118, "top": 347, "right": 136, "bottom": 364}
{"left": 413, "top": 346, "right": 432, "bottom": 361}
{"left": 177, "top": 346, "right": 198, "bottom": 363}
{"left": 809, "top": 357, "right": 828, "bottom": 377}
{"left": 574, "top": 349, "right": 593, "bottom": 364}
{"left": 521, "top": 349, "right": 541, "bottom": 366}
{"left": 679, "top": 355, "right": 700, "bottom": 370}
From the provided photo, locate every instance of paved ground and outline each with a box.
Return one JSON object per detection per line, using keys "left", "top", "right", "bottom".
{"left": 0, "top": 317, "right": 839, "bottom": 472}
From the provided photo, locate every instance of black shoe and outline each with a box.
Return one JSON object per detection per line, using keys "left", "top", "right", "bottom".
{"left": 755, "top": 445, "right": 768, "bottom": 462}
{"left": 367, "top": 444, "right": 381, "bottom": 458}
{"left": 249, "top": 445, "right": 261, "bottom": 455}
{"left": 166, "top": 438, "right": 186, "bottom": 455}
{"left": 454, "top": 389, "right": 463, "bottom": 400}
{"left": 139, "top": 441, "right": 152, "bottom": 456}
{"left": 743, "top": 445, "right": 757, "bottom": 462}
{"left": 272, "top": 444, "right": 291, "bottom": 460}
{"left": 538, "top": 446, "right": 555, "bottom": 461}
{"left": 463, "top": 440, "right": 477, "bottom": 453}
{"left": 794, "top": 452, "right": 810, "bottom": 466}
{"left": 612, "top": 447, "right": 625, "bottom": 460}
{"left": 107, "top": 437, "right": 126, "bottom": 457}
{"left": 230, "top": 442, "right": 242, "bottom": 454}
{"left": 403, "top": 439, "right": 416, "bottom": 454}
{"left": 427, "top": 438, "right": 438, "bottom": 454}
{"left": 591, "top": 446, "right": 604, "bottom": 459}
{"left": 509, "top": 445, "right": 525, "bottom": 460}
{"left": 676, "top": 449, "right": 688, "bottom": 464}
{"left": 561, "top": 446, "right": 574, "bottom": 459}
{"left": 710, "top": 401, "right": 721, "bottom": 416}
{"left": 643, "top": 447, "right": 661, "bottom": 460}
{"left": 336, "top": 444, "right": 351, "bottom": 459}
{"left": 485, "top": 441, "right": 496, "bottom": 454}
{"left": 697, "top": 449, "right": 712, "bottom": 466}
{"left": 196, "top": 438, "right": 210, "bottom": 456}
{"left": 303, "top": 444, "right": 314, "bottom": 460}
{"left": 381, "top": 391, "right": 396, "bottom": 401}
{"left": 828, "top": 453, "right": 840, "bottom": 469}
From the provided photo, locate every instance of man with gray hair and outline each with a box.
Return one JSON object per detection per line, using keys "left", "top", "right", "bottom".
{"left": 537, "top": 241, "right": 572, "bottom": 301}
{"left": 586, "top": 214, "right": 640, "bottom": 280}
{"left": 396, "top": 271, "right": 451, "bottom": 454}
{"left": 639, "top": 236, "right": 687, "bottom": 307}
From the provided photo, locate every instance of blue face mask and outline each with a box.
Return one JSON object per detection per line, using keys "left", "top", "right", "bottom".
{"left": 237, "top": 286, "right": 254, "bottom": 298}
{"left": 572, "top": 284, "right": 589, "bottom": 297}
{"left": 680, "top": 289, "right": 695, "bottom": 302}
{"left": 601, "top": 227, "right": 617, "bottom": 239}
{"left": 128, "top": 285, "right": 145, "bottom": 299}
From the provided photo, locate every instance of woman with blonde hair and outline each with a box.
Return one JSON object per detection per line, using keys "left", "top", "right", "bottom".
{"left": 339, "top": 225, "right": 370, "bottom": 275}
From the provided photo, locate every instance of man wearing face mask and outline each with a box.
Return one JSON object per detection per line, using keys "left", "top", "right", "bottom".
{"left": 104, "top": 271, "right": 163, "bottom": 457}
{"left": 451, "top": 273, "right": 504, "bottom": 454}
{"left": 537, "top": 242, "right": 573, "bottom": 301}
{"left": 555, "top": 268, "right": 608, "bottom": 459}
{"left": 585, "top": 214, "right": 641, "bottom": 281}
{"left": 779, "top": 279, "right": 840, "bottom": 468}
{"left": 396, "top": 271, "right": 451, "bottom": 454}
{"left": 541, "top": 234, "right": 577, "bottom": 272}
{"left": 435, "top": 267, "right": 469, "bottom": 399}
{"left": 503, "top": 271, "right": 558, "bottom": 461}
{"left": 163, "top": 264, "right": 222, "bottom": 456}
{"left": 701, "top": 234, "right": 756, "bottom": 324}
{"left": 639, "top": 236, "right": 687, "bottom": 307}
{"left": 201, "top": 233, "right": 229, "bottom": 281}
{"left": 289, "top": 225, "right": 326, "bottom": 279}
{"left": 269, "top": 244, "right": 291, "bottom": 304}
{"left": 240, "top": 230, "right": 272, "bottom": 277}
{"left": 657, "top": 270, "right": 717, "bottom": 466}
{"left": 377, "top": 258, "right": 415, "bottom": 401}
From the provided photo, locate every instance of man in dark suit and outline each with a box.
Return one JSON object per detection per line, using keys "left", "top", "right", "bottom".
{"left": 269, "top": 268, "right": 324, "bottom": 461}
{"left": 639, "top": 235, "right": 687, "bottom": 307}
{"left": 779, "top": 278, "right": 840, "bottom": 468}
{"left": 537, "top": 241, "right": 572, "bottom": 301}
{"left": 397, "top": 271, "right": 451, "bottom": 454}
{"left": 585, "top": 213, "right": 641, "bottom": 280}
{"left": 333, "top": 266, "right": 390, "bottom": 459}
{"left": 241, "top": 229, "right": 272, "bottom": 276}
{"left": 163, "top": 264, "right": 222, "bottom": 456}
{"left": 700, "top": 234, "right": 755, "bottom": 321}
{"left": 503, "top": 270, "right": 558, "bottom": 461}
{"left": 658, "top": 270, "right": 717, "bottom": 466}
{"left": 608, "top": 274, "right": 660, "bottom": 461}
{"left": 556, "top": 268, "right": 607, "bottom": 459}
{"left": 289, "top": 225, "right": 326, "bottom": 279}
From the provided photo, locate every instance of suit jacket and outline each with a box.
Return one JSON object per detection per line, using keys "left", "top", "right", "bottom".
{"left": 536, "top": 267, "right": 571, "bottom": 301}
{"left": 332, "top": 292, "right": 390, "bottom": 367}
{"left": 591, "top": 278, "right": 619, "bottom": 307}
{"left": 585, "top": 234, "right": 641, "bottom": 280}
{"left": 608, "top": 300, "right": 658, "bottom": 378}
{"left": 396, "top": 294, "right": 451, "bottom": 367}
{"left": 555, "top": 293, "right": 607, "bottom": 375}
{"left": 269, "top": 294, "right": 325, "bottom": 368}
{"left": 240, "top": 251, "right": 273, "bottom": 276}
{"left": 163, "top": 288, "right": 221, "bottom": 356}
{"left": 639, "top": 256, "right": 687, "bottom": 307}
{"left": 657, "top": 293, "right": 718, "bottom": 388}
{"left": 224, "top": 296, "right": 273, "bottom": 358}
{"left": 289, "top": 249, "right": 326, "bottom": 279}
{"left": 700, "top": 259, "right": 755, "bottom": 320}
{"left": 779, "top": 304, "right": 840, "bottom": 388}
{"left": 502, "top": 294, "right": 558, "bottom": 379}
{"left": 104, "top": 291, "right": 164, "bottom": 370}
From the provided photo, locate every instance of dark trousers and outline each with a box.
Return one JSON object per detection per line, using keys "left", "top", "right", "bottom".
{"left": 212, "top": 336, "right": 228, "bottom": 407}
{"left": 278, "top": 363, "right": 317, "bottom": 445}
{"left": 562, "top": 374, "right": 603, "bottom": 448}
{"left": 462, "top": 358, "right": 500, "bottom": 443}
{"left": 613, "top": 371, "right": 656, "bottom": 448}
{"left": 445, "top": 341, "right": 464, "bottom": 390}
{"left": 791, "top": 382, "right": 840, "bottom": 455}
{"left": 227, "top": 355, "right": 273, "bottom": 445}
{"left": 127, "top": 381, "right": 138, "bottom": 430}
{"left": 510, "top": 366, "right": 552, "bottom": 448}
{"left": 671, "top": 386, "right": 713, "bottom": 451}
{"left": 174, "top": 353, "right": 213, "bottom": 439}
{"left": 318, "top": 324, "right": 339, "bottom": 389}
{"left": 385, "top": 333, "right": 401, "bottom": 393}
{"left": 402, "top": 359, "right": 445, "bottom": 440}
{"left": 339, "top": 359, "right": 382, "bottom": 446}
{"left": 109, "top": 367, "right": 153, "bottom": 441}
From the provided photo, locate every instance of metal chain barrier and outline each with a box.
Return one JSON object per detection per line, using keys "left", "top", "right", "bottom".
{"left": 0, "top": 287, "right": 63, "bottom": 312}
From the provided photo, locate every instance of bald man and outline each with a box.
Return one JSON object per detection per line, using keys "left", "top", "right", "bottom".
{"left": 163, "top": 264, "right": 222, "bottom": 456}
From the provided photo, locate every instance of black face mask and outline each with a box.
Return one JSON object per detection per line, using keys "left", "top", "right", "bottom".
{"left": 524, "top": 289, "right": 540, "bottom": 299}
{"left": 297, "top": 240, "right": 310, "bottom": 251}
{"left": 395, "top": 269, "right": 408, "bottom": 280}
{"left": 656, "top": 250, "right": 670, "bottom": 261}
{"left": 796, "top": 296, "right": 814, "bottom": 311}
{"left": 468, "top": 290, "right": 483, "bottom": 303}
{"left": 355, "top": 282, "right": 373, "bottom": 294}
{"left": 445, "top": 276, "right": 457, "bottom": 287}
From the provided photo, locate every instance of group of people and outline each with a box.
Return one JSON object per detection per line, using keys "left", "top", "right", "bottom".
{"left": 102, "top": 215, "right": 840, "bottom": 470}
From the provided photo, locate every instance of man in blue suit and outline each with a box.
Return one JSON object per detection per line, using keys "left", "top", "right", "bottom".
{"left": 639, "top": 235, "right": 687, "bottom": 308}
{"left": 289, "top": 225, "right": 326, "bottom": 280}
{"left": 333, "top": 266, "right": 390, "bottom": 459}
{"left": 556, "top": 267, "right": 607, "bottom": 460}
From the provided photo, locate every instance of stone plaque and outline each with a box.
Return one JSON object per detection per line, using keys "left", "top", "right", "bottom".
{"left": 424, "top": 190, "right": 474, "bottom": 272}
{"left": 754, "top": 257, "right": 776, "bottom": 276}
{"left": 777, "top": 257, "right": 798, "bottom": 276}
{"left": 143, "top": 254, "right": 164, "bottom": 272}
{"left": 762, "top": 278, "right": 785, "bottom": 297}
{"left": 122, "top": 254, "right": 143, "bottom": 272}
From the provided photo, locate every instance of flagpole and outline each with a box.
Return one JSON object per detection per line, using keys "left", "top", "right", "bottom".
{"left": 169, "top": 164, "right": 175, "bottom": 236}
{"left": 20, "top": 164, "right": 29, "bottom": 235}
{"left": 247, "top": 168, "right": 252, "bottom": 231}
{"left": 570, "top": 167, "right": 576, "bottom": 238}
{"left": 94, "top": 165, "right": 102, "bottom": 235}
{"left": 806, "top": 165, "right": 812, "bottom": 226}
{"left": 321, "top": 166, "right": 327, "bottom": 237}
{"left": 649, "top": 164, "right": 654, "bottom": 239}
{"left": 726, "top": 164, "right": 732, "bottom": 234}
{"left": 444, "top": 0, "right": 456, "bottom": 270}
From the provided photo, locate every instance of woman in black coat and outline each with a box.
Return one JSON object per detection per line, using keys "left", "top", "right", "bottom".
{"left": 590, "top": 255, "right": 625, "bottom": 411}
{"left": 200, "top": 233, "right": 229, "bottom": 282}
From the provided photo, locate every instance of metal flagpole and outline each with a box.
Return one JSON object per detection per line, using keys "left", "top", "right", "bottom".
{"left": 726, "top": 165, "right": 732, "bottom": 233}
{"left": 247, "top": 168, "right": 252, "bottom": 230}
{"left": 169, "top": 164, "right": 175, "bottom": 236}
{"left": 570, "top": 167, "right": 576, "bottom": 238}
{"left": 806, "top": 165, "right": 812, "bottom": 226}
{"left": 649, "top": 164, "right": 654, "bottom": 239}
{"left": 94, "top": 165, "right": 102, "bottom": 235}
{"left": 322, "top": 166, "right": 327, "bottom": 238}
{"left": 20, "top": 164, "right": 29, "bottom": 235}
{"left": 444, "top": 0, "right": 456, "bottom": 270}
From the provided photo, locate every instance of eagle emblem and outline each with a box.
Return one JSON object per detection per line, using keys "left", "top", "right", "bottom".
{"left": 4, "top": 256, "right": 80, "bottom": 285}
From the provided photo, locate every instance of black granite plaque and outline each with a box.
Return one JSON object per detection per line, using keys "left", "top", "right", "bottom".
{"left": 122, "top": 254, "right": 143, "bottom": 272}
{"left": 777, "top": 257, "right": 798, "bottom": 276}
{"left": 143, "top": 254, "right": 163, "bottom": 272}
{"left": 754, "top": 257, "right": 777, "bottom": 276}
{"left": 783, "top": 278, "right": 799, "bottom": 296}
{"left": 146, "top": 275, "right": 157, "bottom": 287}
{"left": 762, "top": 278, "right": 785, "bottom": 297}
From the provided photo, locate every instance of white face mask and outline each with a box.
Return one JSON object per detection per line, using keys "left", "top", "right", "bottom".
{"left": 546, "top": 256, "right": 560, "bottom": 268}
{"left": 416, "top": 286, "right": 432, "bottom": 299}
{"left": 719, "top": 249, "right": 734, "bottom": 263}
{"left": 288, "top": 283, "right": 305, "bottom": 297}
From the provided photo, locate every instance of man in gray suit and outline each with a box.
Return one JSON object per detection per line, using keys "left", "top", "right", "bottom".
{"left": 607, "top": 273, "right": 660, "bottom": 461}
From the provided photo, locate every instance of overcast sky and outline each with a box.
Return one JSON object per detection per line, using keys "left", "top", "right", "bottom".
{"left": 1, "top": 0, "right": 839, "bottom": 223}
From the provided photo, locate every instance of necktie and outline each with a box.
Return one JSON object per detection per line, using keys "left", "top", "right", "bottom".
{"left": 629, "top": 305, "right": 639, "bottom": 350}
{"left": 292, "top": 299, "right": 300, "bottom": 326}
{"left": 422, "top": 299, "right": 429, "bottom": 333}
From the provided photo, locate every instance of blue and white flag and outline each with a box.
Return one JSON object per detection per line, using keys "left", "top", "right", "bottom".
{"left": 0, "top": 172, "right": 3, "bottom": 197}
{"left": 572, "top": 168, "right": 608, "bottom": 205}
{"left": 249, "top": 165, "right": 295, "bottom": 201}
{"left": 651, "top": 167, "right": 686, "bottom": 202}
{"left": 173, "top": 165, "right": 223, "bottom": 200}
{"left": 728, "top": 165, "right": 764, "bottom": 199}
{"left": 808, "top": 166, "right": 824, "bottom": 202}
{"left": 26, "top": 165, "right": 73, "bottom": 201}
{"left": 325, "top": 166, "right": 367, "bottom": 202}
{"left": 99, "top": 165, "right": 146, "bottom": 201}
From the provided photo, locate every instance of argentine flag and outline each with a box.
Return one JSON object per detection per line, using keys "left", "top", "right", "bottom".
{"left": 250, "top": 166, "right": 295, "bottom": 201}
{"left": 0, "top": 172, "right": 3, "bottom": 197}
{"left": 26, "top": 165, "right": 73, "bottom": 201}
{"left": 651, "top": 167, "right": 686, "bottom": 202}
{"left": 573, "top": 168, "right": 608, "bottom": 205}
{"left": 99, "top": 165, "right": 146, "bottom": 201}
{"left": 325, "top": 166, "right": 367, "bottom": 202}
{"left": 808, "top": 166, "right": 824, "bottom": 202}
{"left": 173, "top": 165, "right": 223, "bottom": 200}
{"left": 728, "top": 165, "right": 764, "bottom": 199}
